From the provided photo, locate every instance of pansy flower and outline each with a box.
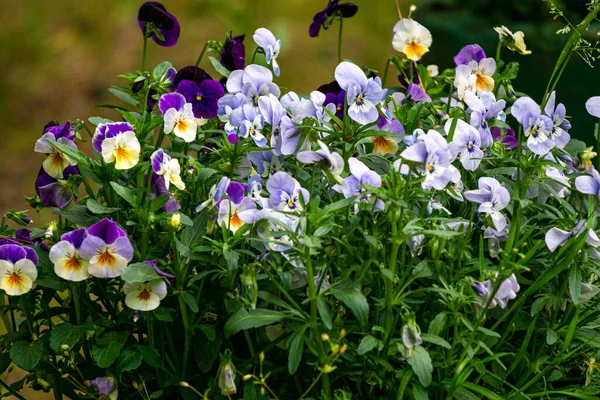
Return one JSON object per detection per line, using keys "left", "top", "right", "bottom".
{"left": 196, "top": 176, "right": 231, "bottom": 212}
{"left": 464, "top": 91, "right": 506, "bottom": 148}
{"left": 392, "top": 19, "right": 432, "bottom": 61}
{"left": 93, "top": 122, "right": 141, "bottom": 170}
{"left": 177, "top": 78, "right": 225, "bottom": 121}
{"left": 150, "top": 149, "right": 185, "bottom": 190}
{"left": 255, "top": 210, "right": 296, "bottom": 252}
{"left": 575, "top": 168, "right": 600, "bottom": 199}
{"left": 253, "top": 28, "right": 281, "bottom": 77}
{"left": 454, "top": 64, "right": 477, "bottom": 101}
{"left": 158, "top": 93, "right": 198, "bottom": 142}
{"left": 247, "top": 174, "right": 265, "bottom": 204}
{"left": 34, "top": 121, "right": 78, "bottom": 179}
{"left": 49, "top": 228, "right": 89, "bottom": 282}
{"left": 454, "top": 44, "right": 486, "bottom": 66}
{"left": 334, "top": 158, "right": 384, "bottom": 212}
{"left": 248, "top": 150, "right": 284, "bottom": 178}
{"left": 79, "top": 218, "right": 134, "bottom": 278}
{"left": 474, "top": 274, "right": 520, "bottom": 309}
{"left": 491, "top": 127, "right": 518, "bottom": 150}
{"left": 0, "top": 244, "right": 38, "bottom": 296}
{"left": 229, "top": 104, "right": 267, "bottom": 147}
{"left": 91, "top": 377, "right": 118, "bottom": 400}
{"left": 586, "top": 96, "right": 600, "bottom": 118}
{"left": 511, "top": 96, "right": 554, "bottom": 155}
{"left": 124, "top": 279, "right": 167, "bottom": 311}
{"left": 494, "top": 26, "right": 531, "bottom": 55}
{"left": 35, "top": 166, "right": 80, "bottom": 209}
{"left": 266, "top": 172, "right": 310, "bottom": 212}
{"left": 370, "top": 114, "right": 405, "bottom": 155}
{"left": 334, "top": 61, "right": 384, "bottom": 124}
{"left": 448, "top": 119, "right": 483, "bottom": 171}
{"left": 317, "top": 81, "right": 346, "bottom": 120}
{"left": 226, "top": 65, "right": 281, "bottom": 108}
{"left": 218, "top": 93, "right": 247, "bottom": 136}
{"left": 297, "top": 140, "right": 345, "bottom": 182}
{"left": 309, "top": 0, "right": 358, "bottom": 38}
{"left": 400, "top": 130, "right": 455, "bottom": 190}
{"left": 545, "top": 221, "right": 600, "bottom": 253}
{"left": 543, "top": 92, "right": 571, "bottom": 149}
{"left": 137, "top": 1, "right": 180, "bottom": 47}
{"left": 466, "top": 57, "right": 496, "bottom": 93}
{"left": 150, "top": 173, "right": 180, "bottom": 213}
{"left": 464, "top": 177, "right": 510, "bottom": 231}
{"left": 221, "top": 33, "right": 246, "bottom": 72}
{"left": 217, "top": 198, "right": 257, "bottom": 233}
{"left": 258, "top": 94, "right": 287, "bottom": 154}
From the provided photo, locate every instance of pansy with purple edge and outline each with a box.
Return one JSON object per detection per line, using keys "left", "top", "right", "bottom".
{"left": 464, "top": 177, "right": 510, "bottom": 231}
{"left": 218, "top": 93, "right": 247, "bottom": 138}
{"left": 454, "top": 44, "right": 486, "bottom": 66}
{"left": 150, "top": 173, "right": 180, "bottom": 213}
{"left": 247, "top": 174, "right": 264, "bottom": 204}
{"left": 448, "top": 119, "right": 483, "bottom": 171}
{"left": 93, "top": 122, "right": 141, "bottom": 170}
{"left": 35, "top": 166, "right": 80, "bottom": 209}
{"left": 221, "top": 33, "right": 246, "bottom": 72}
{"left": 248, "top": 150, "right": 284, "bottom": 178}
{"left": 49, "top": 228, "right": 89, "bottom": 282}
{"left": 543, "top": 92, "right": 571, "bottom": 149}
{"left": 177, "top": 77, "right": 225, "bottom": 121}
{"left": 545, "top": 221, "right": 600, "bottom": 253}
{"left": 150, "top": 149, "right": 185, "bottom": 190}
{"left": 575, "top": 168, "right": 600, "bottom": 198}
{"left": 79, "top": 218, "right": 134, "bottom": 279}
{"left": 333, "top": 158, "right": 384, "bottom": 212}
{"left": 254, "top": 209, "right": 296, "bottom": 252}
{"left": 253, "top": 28, "right": 281, "bottom": 77}
{"left": 309, "top": 0, "right": 358, "bottom": 38}
{"left": 266, "top": 172, "right": 310, "bottom": 212}
{"left": 34, "top": 121, "right": 78, "bottom": 179}
{"left": 399, "top": 130, "right": 454, "bottom": 190}
{"left": 0, "top": 244, "right": 38, "bottom": 296}
{"left": 229, "top": 104, "right": 267, "bottom": 147}
{"left": 464, "top": 91, "right": 506, "bottom": 148}
{"left": 226, "top": 64, "right": 281, "bottom": 109}
{"left": 473, "top": 274, "right": 520, "bottom": 309}
{"left": 511, "top": 96, "right": 555, "bottom": 155}
{"left": 196, "top": 176, "right": 231, "bottom": 212}
{"left": 258, "top": 94, "right": 287, "bottom": 154}
{"left": 297, "top": 140, "right": 345, "bottom": 182}
{"left": 158, "top": 93, "right": 198, "bottom": 142}
{"left": 370, "top": 113, "right": 404, "bottom": 155}
{"left": 217, "top": 197, "right": 257, "bottom": 233}
{"left": 137, "top": 1, "right": 180, "bottom": 48}
{"left": 334, "top": 61, "right": 384, "bottom": 124}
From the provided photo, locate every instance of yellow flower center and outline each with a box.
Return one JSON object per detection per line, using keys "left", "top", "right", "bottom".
{"left": 196, "top": 95, "right": 203, "bottom": 101}
{"left": 115, "top": 146, "right": 131, "bottom": 163}
{"left": 137, "top": 289, "right": 151, "bottom": 301}
{"left": 98, "top": 250, "right": 116, "bottom": 266}
{"left": 427, "top": 164, "right": 434, "bottom": 172}
{"left": 177, "top": 119, "right": 189, "bottom": 131}
{"left": 66, "top": 256, "right": 83, "bottom": 271}
{"left": 7, "top": 273, "right": 22, "bottom": 286}
{"left": 230, "top": 212, "right": 243, "bottom": 229}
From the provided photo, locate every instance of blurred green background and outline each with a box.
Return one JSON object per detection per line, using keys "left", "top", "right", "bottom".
{"left": 0, "top": 0, "right": 598, "bottom": 216}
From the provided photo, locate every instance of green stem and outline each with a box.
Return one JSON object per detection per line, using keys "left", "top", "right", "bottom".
{"left": 495, "top": 40, "right": 502, "bottom": 63}
{"left": 251, "top": 47, "right": 260, "bottom": 64}
{"left": 72, "top": 283, "right": 82, "bottom": 325}
{"left": 194, "top": 42, "right": 209, "bottom": 67}
{"left": 382, "top": 57, "right": 391, "bottom": 88}
{"left": 595, "top": 122, "right": 600, "bottom": 171}
{"left": 0, "top": 379, "right": 27, "bottom": 400}
{"left": 142, "top": 36, "right": 148, "bottom": 72}
{"left": 337, "top": 17, "right": 344, "bottom": 63}
{"left": 0, "top": 294, "right": 13, "bottom": 334}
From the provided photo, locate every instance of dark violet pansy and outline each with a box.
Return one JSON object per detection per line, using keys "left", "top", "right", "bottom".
{"left": 221, "top": 33, "right": 246, "bottom": 72}
{"left": 34, "top": 166, "right": 80, "bottom": 209}
{"left": 150, "top": 173, "right": 180, "bottom": 213}
{"left": 318, "top": 80, "right": 346, "bottom": 120}
{"left": 138, "top": 1, "right": 180, "bottom": 47}
{"left": 491, "top": 127, "right": 518, "bottom": 150}
{"left": 79, "top": 218, "right": 133, "bottom": 279}
{"left": 41, "top": 121, "right": 76, "bottom": 142}
{"left": 177, "top": 79, "right": 224, "bottom": 119}
{"left": 173, "top": 66, "right": 213, "bottom": 88}
{"left": 309, "top": 0, "right": 358, "bottom": 38}
{"left": 454, "top": 44, "right": 486, "bottom": 66}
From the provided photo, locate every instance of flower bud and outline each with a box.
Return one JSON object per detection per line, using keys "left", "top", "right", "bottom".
{"left": 180, "top": 381, "right": 190, "bottom": 387}
{"left": 218, "top": 350, "right": 237, "bottom": 395}
{"left": 169, "top": 213, "right": 181, "bottom": 230}
{"left": 401, "top": 314, "right": 423, "bottom": 358}
{"left": 243, "top": 374, "right": 253, "bottom": 381}
{"left": 340, "top": 344, "right": 348, "bottom": 354}
{"left": 259, "top": 352, "right": 265, "bottom": 363}
{"left": 44, "top": 221, "right": 58, "bottom": 239}
{"left": 321, "top": 333, "right": 330, "bottom": 342}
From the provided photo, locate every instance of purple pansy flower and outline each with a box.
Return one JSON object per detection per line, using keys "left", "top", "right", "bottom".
{"left": 173, "top": 66, "right": 213, "bottom": 88}
{"left": 150, "top": 173, "right": 180, "bottom": 213}
{"left": 297, "top": 140, "right": 345, "bottom": 182}
{"left": 474, "top": 274, "right": 520, "bottom": 309}
{"left": 226, "top": 64, "right": 281, "bottom": 108}
{"left": 196, "top": 176, "right": 231, "bottom": 212}
{"left": 545, "top": 221, "right": 600, "bottom": 253}
{"left": 464, "top": 91, "right": 506, "bottom": 148}
{"left": 217, "top": 198, "right": 257, "bottom": 233}
{"left": 229, "top": 104, "right": 267, "bottom": 147}
{"left": 511, "top": 97, "right": 555, "bottom": 155}
{"left": 137, "top": 2, "right": 180, "bottom": 48}
{"left": 92, "top": 122, "right": 135, "bottom": 153}
{"left": 334, "top": 61, "right": 384, "bottom": 124}
{"left": 491, "top": 127, "right": 518, "bottom": 151}
{"left": 158, "top": 92, "right": 198, "bottom": 142}
{"left": 253, "top": 28, "right": 281, "bottom": 77}
{"left": 34, "top": 121, "right": 78, "bottom": 179}
{"left": 0, "top": 244, "right": 38, "bottom": 296}
{"left": 258, "top": 94, "right": 287, "bottom": 154}
{"left": 464, "top": 177, "right": 510, "bottom": 231}
{"left": 454, "top": 44, "right": 486, "bottom": 66}
{"left": 543, "top": 92, "right": 571, "bottom": 149}
{"left": 317, "top": 80, "right": 345, "bottom": 120}
{"left": 79, "top": 219, "right": 133, "bottom": 279}
{"left": 333, "top": 158, "right": 384, "bottom": 212}
{"left": 406, "top": 83, "right": 431, "bottom": 103}
{"left": 309, "top": 0, "right": 358, "bottom": 38}
{"left": 248, "top": 150, "right": 284, "bottom": 178}
{"left": 34, "top": 166, "right": 80, "bottom": 209}
{"left": 218, "top": 93, "right": 247, "bottom": 136}
{"left": 177, "top": 78, "right": 224, "bottom": 120}
{"left": 91, "top": 377, "right": 117, "bottom": 398}
{"left": 221, "top": 33, "right": 246, "bottom": 72}
{"left": 448, "top": 119, "right": 483, "bottom": 171}
{"left": 586, "top": 96, "right": 600, "bottom": 118}
{"left": 225, "top": 181, "right": 248, "bottom": 205}
{"left": 49, "top": 228, "right": 89, "bottom": 282}
{"left": 400, "top": 130, "right": 455, "bottom": 190}
{"left": 575, "top": 168, "right": 600, "bottom": 198}
{"left": 266, "top": 172, "right": 310, "bottom": 212}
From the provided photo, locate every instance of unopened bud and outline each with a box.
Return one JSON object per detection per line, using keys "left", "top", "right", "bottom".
{"left": 61, "top": 344, "right": 69, "bottom": 350}
{"left": 331, "top": 344, "right": 340, "bottom": 354}
{"left": 340, "top": 329, "right": 346, "bottom": 338}
{"left": 321, "top": 333, "right": 330, "bottom": 341}
{"left": 243, "top": 374, "right": 253, "bottom": 381}
{"left": 259, "top": 352, "right": 265, "bottom": 362}
{"left": 132, "top": 381, "right": 139, "bottom": 390}
{"left": 260, "top": 387, "right": 266, "bottom": 395}
{"left": 61, "top": 373, "right": 70, "bottom": 379}
{"left": 169, "top": 213, "right": 181, "bottom": 229}
{"left": 180, "top": 381, "right": 190, "bottom": 387}
{"left": 340, "top": 344, "right": 348, "bottom": 354}
{"left": 410, "top": 5, "right": 417, "bottom": 11}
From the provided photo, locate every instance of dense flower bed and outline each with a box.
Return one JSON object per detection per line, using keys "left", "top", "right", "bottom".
{"left": 1, "top": 1, "right": 600, "bottom": 399}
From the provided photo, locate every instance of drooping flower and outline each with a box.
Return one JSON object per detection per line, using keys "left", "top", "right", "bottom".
{"left": 427, "top": 64, "right": 439, "bottom": 77}
{"left": 93, "top": 122, "right": 140, "bottom": 170}
{"left": 511, "top": 97, "right": 555, "bottom": 155}
{"left": 217, "top": 198, "right": 257, "bottom": 233}
{"left": 248, "top": 150, "right": 284, "bottom": 178}
{"left": 229, "top": 104, "right": 267, "bottom": 147}
{"left": 448, "top": 119, "right": 483, "bottom": 171}
{"left": 34, "top": 166, "right": 80, "bottom": 209}
{"left": 218, "top": 352, "right": 237, "bottom": 396}
{"left": 196, "top": 176, "right": 230, "bottom": 212}
{"left": 581, "top": 147, "right": 597, "bottom": 170}
{"left": 333, "top": 158, "right": 384, "bottom": 212}
{"left": 334, "top": 61, "right": 384, "bottom": 124}
{"left": 464, "top": 177, "right": 510, "bottom": 231}
{"left": 575, "top": 168, "right": 600, "bottom": 198}
{"left": 545, "top": 221, "right": 600, "bottom": 253}
{"left": 177, "top": 78, "right": 225, "bottom": 120}
{"left": 266, "top": 172, "right": 310, "bottom": 212}
{"left": 258, "top": 94, "right": 288, "bottom": 153}
{"left": 454, "top": 64, "right": 477, "bottom": 101}
{"left": 392, "top": 19, "right": 432, "bottom": 61}
{"left": 79, "top": 219, "right": 134, "bottom": 278}
{"left": 400, "top": 130, "right": 454, "bottom": 190}
{"left": 454, "top": 44, "right": 486, "bottom": 66}
{"left": 370, "top": 114, "right": 405, "bottom": 155}
{"left": 137, "top": 1, "right": 180, "bottom": 47}
{"left": 34, "top": 121, "right": 78, "bottom": 179}
{"left": 401, "top": 314, "right": 422, "bottom": 358}
{"left": 221, "top": 33, "right": 246, "bottom": 72}
{"left": 474, "top": 274, "right": 520, "bottom": 309}
{"left": 90, "top": 377, "right": 118, "bottom": 400}
{"left": 150, "top": 173, "right": 180, "bottom": 213}
{"left": 49, "top": 228, "right": 89, "bottom": 282}
{"left": 150, "top": 149, "right": 185, "bottom": 190}
{"left": 543, "top": 92, "right": 571, "bottom": 149}
{"left": 586, "top": 96, "right": 600, "bottom": 118}
{"left": 466, "top": 57, "right": 496, "bottom": 93}
{"left": 309, "top": 0, "right": 358, "bottom": 38}
{"left": 124, "top": 279, "right": 167, "bottom": 311}
{"left": 494, "top": 26, "right": 531, "bottom": 55}
{"left": 484, "top": 224, "right": 509, "bottom": 258}
{"left": 158, "top": 93, "right": 198, "bottom": 142}
{"left": 297, "top": 140, "right": 345, "bottom": 182}
{"left": 464, "top": 91, "right": 506, "bottom": 148}
{"left": 0, "top": 244, "right": 38, "bottom": 296}
{"left": 226, "top": 64, "right": 281, "bottom": 108}
{"left": 253, "top": 28, "right": 282, "bottom": 77}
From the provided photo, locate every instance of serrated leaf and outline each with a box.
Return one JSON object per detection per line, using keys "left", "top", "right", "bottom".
{"left": 330, "top": 283, "right": 369, "bottom": 327}
{"left": 86, "top": 199, "right": 120, "bottom": 214}
{"left": 121, "top": 262, "right": 160, "bottom": 282}
{"left": 357, "top": 335, "right": 378, "bottom": 355}
{"left": 224, "top": 308, "right": 286, "bottom": 338}
{"left": 9, "top": 340, "right": 44, "bottom": 371}
{"left": 110, "top": 182, "right": 139, "bottom": 207}
{"left": 407, "top": 346, "right": 432, "bottom": 387}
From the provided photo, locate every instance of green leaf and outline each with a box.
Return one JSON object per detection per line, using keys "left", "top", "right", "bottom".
{"left": 460, "top": 382, "right": 505, "bottom": 400}
{"left": 199, "top": 324, "right": 216, "bottom": 341}
{"left": 420, "top": 333, "right": 451, "bottom": 349}
{"left": 569, "top": 264, "right": 582, "bottom": 304}
{"left": 564, "top": 139, "right": 587, "bottom": 158}
{"left": 55, "top": 205, "right": 99, "bottom": 227}
{"left": 9, "top": 340, "right": 44, "bottom": 371}
{"left": 194, "top": 334, "right": 222, "bottom": 373}
{"left": 288, "top": 329, "right": 305, "bottom": 374}
{"left": 547, "top": 329, "right": 558, "bottom": 345}
{"left": 49, "top": 323, "right": 87, "bottom": 352}
{"left": 317, "top": 297, "right": 333, "bottom": 330}
{"left": 180, "top": 213, "right": 208, "bottom": 247}
{"left": 330, "top": 284, "right": 369, "bottom": 327}
{"left": 116, "top": 348, "right": 143, "bottom": 373}
{"left": 0, "top": 352, "right": 11, "bottom": 375}
{"left": 357, "top": 335, "right": 378, "bottom": 355}
{"left": 86, "top": 199, "right": 120, "bottom": 214}
{"left": 407, "top": 346, "right": 432, "bottom": 387}
{"left": 428, "top": 312, "right": 447, "bottom": 336}
{"left": 150, "top": 195, "right": 170, "bottom": 213}
{"left": 153, "top": 308, "right": 173, "bottom": 322}
{"left": 153, "top": 61, "right": 173, "bottom": 80}
{"left": 180, "top": 291, "right": 199, "bottom": 313}
{"left": 89, "top": 117, "right": 113, "bottom": 126}
{"left": 224, "top": 308, "right": 287, "bottom": 338}
{"left": 209, "top": 56, "right": 231, "bottom": 78}
{"left": 110, "top": 182, "right": 139, "bottom": 207}
{"left": 477, "top": 327, "right": 501, "bottom": 339}
{"left": 108, "top": 86, "right": 140, "bottom": 106}
{"left": 92, "top": 331, "right": 129, "bottom": 368}
{"left": 138, "top": 345, "right": 164, "bottom": 369}
{"left": 30, "top": 246, "right": 64, "bottom": 291}
{"left": 121, "top": 262, "right": 160, "bottom": 282}
{"left": 46, "top": 138, "right": 89, "bottom": 166}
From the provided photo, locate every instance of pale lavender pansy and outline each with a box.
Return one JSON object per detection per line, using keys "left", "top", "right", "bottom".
{"left": 586, "top": 96, "right": 600, "bottom": 118}
{"left": 247, "top": 150, "right": 284, "bottom": 178}
{"left": 333, "top": 158, "right": 384, "bottom": 212}
{"left": 254, "top": 209, "right": 296, "bottom": 252}
{"left": 511, "top": 96, "right": 555, "bottom": 155}
{"left": 230, "top": 104, "right": 267, "bottom": 147}
{"left": 543, "top": 92, "right": 571, "bottom": 149}
{"left": 464, "top": 177, "right": 510, "bottom": 231}
{"left": 447, "top": 119, "right": 483, "bottom": 171}
{"left": 253, "top": 28, "right": 281, "bottom": 77}
{"left": 334, "top": 61, "right": 384, "bottom": 124}
{"left": 575, "top": 168, "right": 600, "bottom": 198}
{"left": 196, "top": 176, "right": 231, "bottom": 212}
{"left": 258, "top": 94, "right": 287, "bottom": 154}
{"left": 545, "top": 221, "right": 600, "bottom": 253}
{"left": 400, "top": 130, "right": 454, "bottom": 190}
{"left": 266, "top": 172, "right": 310, "bottom": 212}
{"left": 474, "top": 273, "right": 520, "bottom": 309}
{"left": 226, "top": 64, "right": 281, "bottom": 108}
{"left": 218, "top": 93, "right": 247, "bottom": 135}
{"left": 297, "top": 140, "right": 344, "bottom": 182}
{"left": 464, "top": 91, "right": 506, "bottom": 148}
